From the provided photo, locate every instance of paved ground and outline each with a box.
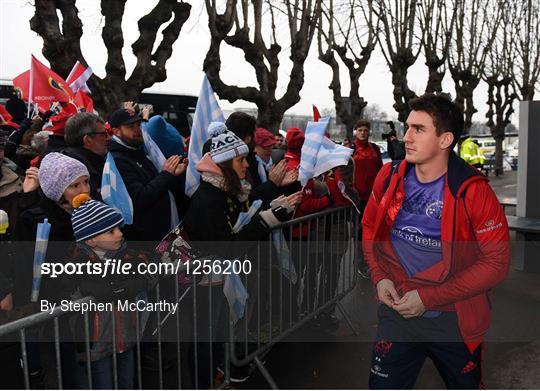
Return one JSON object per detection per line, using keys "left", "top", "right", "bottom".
{"left": 244, "top": 170, "right": 540, "bottom": 389}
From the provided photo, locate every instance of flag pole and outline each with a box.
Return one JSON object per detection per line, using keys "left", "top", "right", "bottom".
{"left": 27, "top": 55, "right": 35, "bottom": 118}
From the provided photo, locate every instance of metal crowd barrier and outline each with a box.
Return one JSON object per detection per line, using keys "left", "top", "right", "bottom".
{"left": 0, "top": 205, "right": 359, "bottom": 389}
{"left": 228, "top": 205, "right": 360, "bottom": 388}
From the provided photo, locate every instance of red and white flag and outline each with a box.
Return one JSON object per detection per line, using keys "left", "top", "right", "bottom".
{"left": 66, "top": 61, "right": 92, "bottom": 93}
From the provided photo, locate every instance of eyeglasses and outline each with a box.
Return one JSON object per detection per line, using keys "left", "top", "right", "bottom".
{"left": 86, "top": 131, "right": 109, "bottom": 137}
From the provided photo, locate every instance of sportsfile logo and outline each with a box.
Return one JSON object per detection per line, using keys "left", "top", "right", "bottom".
{"left": 476, "top": 219, "right": 503, "bottom": 234}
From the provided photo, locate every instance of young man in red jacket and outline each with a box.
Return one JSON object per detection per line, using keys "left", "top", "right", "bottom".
{"left": 362, "top": 94, "right": 510, "bottom": 389}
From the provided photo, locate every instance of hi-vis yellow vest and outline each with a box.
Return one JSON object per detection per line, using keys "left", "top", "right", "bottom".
{"left": 460, "top": 137, "right": 485, "bottom": 165}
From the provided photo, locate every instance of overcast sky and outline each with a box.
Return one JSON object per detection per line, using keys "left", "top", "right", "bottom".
{"left": 1, "top": 0, "right": 501, "bottom": 123}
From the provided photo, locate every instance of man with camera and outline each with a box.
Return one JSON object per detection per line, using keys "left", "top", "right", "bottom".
{"left": 383, "top": 121, "right": 406, "bottom": 161}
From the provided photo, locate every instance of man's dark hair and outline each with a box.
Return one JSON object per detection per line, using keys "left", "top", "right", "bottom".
{"left": 408, "top": 93, "right": 464, "bottom": 148}
{"left": 64, "top": 112, "right": 105, "bottom": 147}
{"left": 225, "top": 112, "right": 256, "bottom": 140}
{"left": 354, "top": 119, "right": 370, "bottom": 130}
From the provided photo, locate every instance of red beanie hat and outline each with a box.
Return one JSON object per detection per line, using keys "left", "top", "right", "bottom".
{"left": 42, "top": 103, "right": 77, "bottom": 136}
{"left": 286, "top": 127, "right": 304, "bottom": 152}
{"left": 255, "top": 127, "right": 275, "bottom": 148}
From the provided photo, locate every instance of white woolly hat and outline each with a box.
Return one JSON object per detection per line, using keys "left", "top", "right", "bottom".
{"left": 208, "top": 122, "right": 249, "bottom": 164}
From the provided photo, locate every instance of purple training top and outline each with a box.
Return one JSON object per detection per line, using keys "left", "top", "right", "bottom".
{"left": 390, "top": 168, "right": 445, "bottom": 318}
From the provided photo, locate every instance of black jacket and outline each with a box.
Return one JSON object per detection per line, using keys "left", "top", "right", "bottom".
{"left": 387, "top": 138, "right": 406, "bottom": 161}
{"left": 63, "top": 147, "right": 105, "bottom": 200}
{"left": 183, "top": 180, "right": 270, "bottom": 258}
{"left": 108, "top": 139, "right": 181, "bottom": 242}
{"left": 42, "top": 134, "right": 68, "bottom": 157}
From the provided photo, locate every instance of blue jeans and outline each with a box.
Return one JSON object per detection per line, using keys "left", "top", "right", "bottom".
{"left": 77, "top": 349, "right": 135, "bottom": 389}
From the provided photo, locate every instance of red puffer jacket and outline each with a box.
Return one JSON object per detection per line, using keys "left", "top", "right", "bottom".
{"left": 362, "top": 153, "right": 510, "bottom": 341}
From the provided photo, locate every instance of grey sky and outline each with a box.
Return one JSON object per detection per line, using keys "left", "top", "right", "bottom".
{"left": 1, "top": 0, "right": 499, "bottom": 123}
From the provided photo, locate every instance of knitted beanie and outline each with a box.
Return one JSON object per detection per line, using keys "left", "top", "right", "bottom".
{"left": 71, "top": 194, "right": 124, "bottom": 242}
{"left": 39, "top": 152, "right": 89, "bottom": 202}
{"left": 286, "top": 127, "right": 305, "bottom": 152}
{"left": 208, "top": 122, "right": 249, "bottom": 164}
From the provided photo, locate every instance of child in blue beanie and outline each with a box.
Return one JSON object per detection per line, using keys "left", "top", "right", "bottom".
{"left": 70, "top": 193, "right": 156, "bottom": 389}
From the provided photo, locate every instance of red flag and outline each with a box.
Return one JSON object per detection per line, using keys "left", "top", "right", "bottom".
{"left": 72, "top": 90, "right": 94, "bottom": 113}
{"left": 313, "top": 105, "right": 321, "bottom": 122}
{"left": 0, "top": 104, "right": 19, "bottom": 129}
{"left": 66, "top": 61, "right": 92, "bottom": 93}
{"left": 12, "top": 56, "right": 73, "bottom": 112}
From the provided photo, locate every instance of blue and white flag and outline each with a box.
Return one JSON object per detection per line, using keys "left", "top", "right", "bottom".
{"left": 185, "top": 74, "right": 225, "bottom": 197}
{"left": 31, "top": 218, "right": 51, "bottom": 302}
{"left": 298, "top": 117, "right": 331, "bottom": 186}
{"left": 231, "top": 199, "right": 263, "bottom": 233}
{"left": 141, "top": 123, "right": 180, "bottom": 229}
{"left": 299, "top": 117, "right": 353, "bottom": 185}
{"left": 271, "top": 229, "right": 297, "bottom": 284}
{"left": 223, "top": 199, "right": 264, "bottom": 324}
{"left": 255, "top": 164, "right": 297, "bottom": 284}
{"left": 101, "top": 152, "right": 134, "bottom": 225}
{"left": 223, "top": 273, "right": 249, "bottom": 325}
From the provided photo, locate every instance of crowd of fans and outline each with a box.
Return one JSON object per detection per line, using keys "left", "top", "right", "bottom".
{"left": 0, "top": 93, "right": 384, "bottom": 388}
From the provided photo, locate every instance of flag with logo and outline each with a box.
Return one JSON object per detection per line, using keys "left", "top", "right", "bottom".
{"left": 72, "top": 90, "right": 94, "bottom": 113}
{"left": 185, "top": 74, "right": 225, "bottom": 197}
{"left": 101, "top": 153, "right": 134, "bottom": 225}
{"left": 13, "top": 55, "right": 73, "bottom": 113}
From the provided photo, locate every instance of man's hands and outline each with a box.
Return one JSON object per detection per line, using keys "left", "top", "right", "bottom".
{"left": 376, "top": 279, "right": 400, "bottom": 308}
{"left": 268, "top": 160, "right": 287, "bottom": 186}
{"left": 376, "top": 279, "right": 426, "bottom": 318}
{"left": 392, "top": 290, "right": 426, "bottom": 318}
{"left": 281, "top": 168, "right": 299, "bottom": 187}
{"left": 162, "top": 155, "right": 188, "bottom": 176}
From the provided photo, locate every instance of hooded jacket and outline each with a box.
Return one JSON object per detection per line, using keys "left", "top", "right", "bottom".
{"left": 362, "top": 153, "right": 510, "bottom": 340}
{"left": 108, "top": 138, "right": 180, "bottom": 241}
{"left": 353, "top": 139, "right": 382, "bottom": 200}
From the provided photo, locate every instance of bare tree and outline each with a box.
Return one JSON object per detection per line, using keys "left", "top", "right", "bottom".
{"left": 317, "top": 0, "right": 377, "bottom": 139}
{"left": 509, "top": 0, "right": 540, "bottom": 101}
{"left": 418, "top": 0, "right": 456, "bottom": 94}
{"left": 484, "top": 1, "right": 516, "bottom": 175}
{"left": 374, "top": 0, "right": 422, "bottom": 123}
{"left": 447, "top": 0, "right": 502, "bottom": 131}
{"left": 30, "top": 0, "right": 192, "bottom": 116}
{"left": 203, "top": 0, "right": 322, "bottom": 132}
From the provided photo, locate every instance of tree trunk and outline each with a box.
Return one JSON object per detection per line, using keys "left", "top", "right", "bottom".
{"left": 390, "top": 59, "right": 417, "bottom": 123}
{"left": 425, "top": 63, "right": 445, "bottom": 94}
{"left": 30, "top": 0, "right": 191, "bottom": 118}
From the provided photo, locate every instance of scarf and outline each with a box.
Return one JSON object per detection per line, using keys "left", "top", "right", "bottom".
{"left": 201, "top": 171, "right": 252, "bottom": 203}
{"left": 255, "top": 155, "right": 273, "bottom": 183}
